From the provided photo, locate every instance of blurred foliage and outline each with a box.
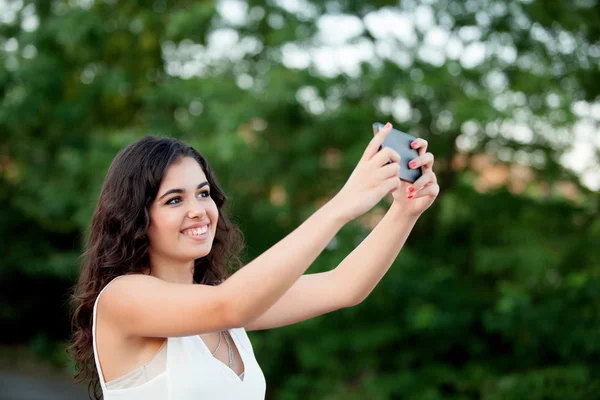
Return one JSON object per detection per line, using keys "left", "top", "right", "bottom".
{"left": 1, "top": 0, "right": 599, "bottom": 398}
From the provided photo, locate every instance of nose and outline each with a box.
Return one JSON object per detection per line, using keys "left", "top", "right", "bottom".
{"left": 187, "top": 204, "right": 207, "bottom": 219}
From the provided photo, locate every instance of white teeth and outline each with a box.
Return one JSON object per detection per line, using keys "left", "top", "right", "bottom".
{"left": 183, "top": 225, "right": 208, "bottom": 236}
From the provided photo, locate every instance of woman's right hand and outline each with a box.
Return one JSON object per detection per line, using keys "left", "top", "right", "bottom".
{"left": 331, "top": 122, "right": 401, "bottom": 223}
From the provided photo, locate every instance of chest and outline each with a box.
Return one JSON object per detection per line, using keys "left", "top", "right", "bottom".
{"left": 167, "top": 330, "right": 266, "bottom": 400}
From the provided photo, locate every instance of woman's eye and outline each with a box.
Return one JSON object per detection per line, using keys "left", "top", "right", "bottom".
{"left": 166, "top": 197, "right": 181, "bottom": 205}
{"left": 165, "top": 192, "right": 209, "bottom": 205}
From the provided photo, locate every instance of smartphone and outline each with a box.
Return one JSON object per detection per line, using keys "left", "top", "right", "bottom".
{"left": 372, "top": 122, "right": 422, "bottom": 183}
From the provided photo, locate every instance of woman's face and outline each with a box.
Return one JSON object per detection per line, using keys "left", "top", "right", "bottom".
{"left": 147, "top": 157, "right": 219, "bottom": 264}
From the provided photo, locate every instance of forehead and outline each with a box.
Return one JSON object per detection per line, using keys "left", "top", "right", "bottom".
{"left": 159, "top": 157, "right": 207, "bottom": 189}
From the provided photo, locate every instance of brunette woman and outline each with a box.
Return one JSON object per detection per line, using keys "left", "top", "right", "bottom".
{"left": 70, "top": 123, "right": 439, "bottom": 399}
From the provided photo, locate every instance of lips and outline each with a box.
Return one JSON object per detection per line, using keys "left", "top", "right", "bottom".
{"left": 181, "top": 225, "right": 209, "bottom": 236}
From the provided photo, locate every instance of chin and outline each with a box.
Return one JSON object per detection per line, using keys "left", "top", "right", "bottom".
{"left": 187, "top": 245, "right": 213, "bottom": 260}
{"left": 193, "top": 250, "right": 212, "bottom": 259}
{"left": 175, "top": 235, "right": 215, "bottom": 260}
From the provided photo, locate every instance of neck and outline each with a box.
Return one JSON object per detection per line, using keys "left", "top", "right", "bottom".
{"left": 147, "top": 254, "right": 195, "bottom": 284}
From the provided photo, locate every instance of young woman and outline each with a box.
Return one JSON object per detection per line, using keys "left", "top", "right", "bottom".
{"left": 69, "top": 123, "right": 439, "bottom": 399}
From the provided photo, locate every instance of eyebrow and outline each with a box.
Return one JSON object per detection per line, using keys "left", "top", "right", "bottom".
{"left": 158, "top": 181, "right": 210, "bottom": 200}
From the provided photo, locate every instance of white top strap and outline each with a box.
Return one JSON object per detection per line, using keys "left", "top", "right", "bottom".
{"left": 92, "top": 275, "right": 126, "bottom": 391}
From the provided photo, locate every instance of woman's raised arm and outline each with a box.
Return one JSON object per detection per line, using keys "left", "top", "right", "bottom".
{"left": 100, "top": 123, "right": 402, "bottom": 338}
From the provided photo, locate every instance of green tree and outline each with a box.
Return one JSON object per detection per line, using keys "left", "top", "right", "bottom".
{"left": 1, "top": 0, "right": 599, "bottom": 398}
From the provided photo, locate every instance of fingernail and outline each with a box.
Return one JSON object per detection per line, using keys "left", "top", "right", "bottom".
{"left": 411, "top": 142, "right": 418, "bottom": 148}
{"left": 408, "top": 187, "right": 414, "bottom": 193}
{"left": 385, "top": 122, "right": 391, "bottom": 128}
{"left": 408, "top": 195, "right": 413, "bottom": 199}
{"left": 409, "top": 161, "right": 417, "bottom": 168}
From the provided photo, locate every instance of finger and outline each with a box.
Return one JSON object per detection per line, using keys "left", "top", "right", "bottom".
{"left": 375, "top": 162, "right": 400, "bottom": 181}
{"left": 371, "top": 147, "right": 401, "bottom": 167}
{"left": 408, "top": 183, "right": 439, "bottom": 199}
{"left": 408, "top": 152, "right": 434, "bottom": 171}
{"left": 405, "top": 171, "right": 437, "bottom": 193}
{"left": 410, "top": 138, "right": 428, "bottom": 155}
{"left": 383, "top": 176, "right": 401, "bottom": 195}
{"left": 362, "top": 122, "right": 393, "bottom": 161}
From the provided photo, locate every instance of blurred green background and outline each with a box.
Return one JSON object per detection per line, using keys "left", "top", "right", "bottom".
{"left": 1, "top": 0, "right": 599, "bottom": 399}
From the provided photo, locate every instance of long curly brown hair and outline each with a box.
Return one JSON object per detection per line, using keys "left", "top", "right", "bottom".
{"left": 68, "top": 136, "right": 244, "bottom": 399}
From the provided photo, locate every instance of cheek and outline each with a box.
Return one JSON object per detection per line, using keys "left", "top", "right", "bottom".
{"left": 208, "top": 203, "right": 219, "bottom": 227}
{"left": 149, "top": 210, "right": 184, "bottom": 240}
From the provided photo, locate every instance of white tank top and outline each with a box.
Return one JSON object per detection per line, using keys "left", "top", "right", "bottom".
{"left": 92, "top": 278, "right": 267, "bottom": 400}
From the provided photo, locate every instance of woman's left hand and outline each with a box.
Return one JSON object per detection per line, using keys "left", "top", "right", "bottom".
{"left": 391, "top": 138, "right": 439, "bottom": 216}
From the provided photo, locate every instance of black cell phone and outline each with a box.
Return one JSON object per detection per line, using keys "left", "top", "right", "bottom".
{"left": 372, "top": 122, "right": 422, "bottom": 183}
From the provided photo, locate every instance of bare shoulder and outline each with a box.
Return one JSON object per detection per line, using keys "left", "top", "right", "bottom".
{"left": 102, "top": 273, "right": 161, "bottom": 293}
{"left": 99, "top": 274, "right": 159, "bottom": 310}
{"left": 96, "top": 274, "right": 155, "bottom": 329}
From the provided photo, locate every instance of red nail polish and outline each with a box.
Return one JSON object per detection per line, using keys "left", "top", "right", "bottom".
{"left": 409, "top": 161, "right": 416, "bottom": 168}
{"left": 408, "top": 187, "right": 414, "bottom": 193}
{"left": 411, "top": 142, "right": 417, "bottom": 148}
{"left": 408, "top": 195, "right": 413, "bottom": 199}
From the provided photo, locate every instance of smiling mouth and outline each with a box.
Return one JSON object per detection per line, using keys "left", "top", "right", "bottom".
{"left": 181, "top": 225, "right": 209, "bottom": 236}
